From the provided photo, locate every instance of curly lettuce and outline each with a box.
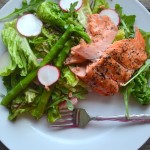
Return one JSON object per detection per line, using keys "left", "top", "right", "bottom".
{"left": 36, "top": 1, "right": 83, "bottom": 31}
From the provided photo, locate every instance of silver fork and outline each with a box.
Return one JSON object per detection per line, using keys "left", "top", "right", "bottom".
{"left": 51, "top": 108, "right": 150, "bottom": 128}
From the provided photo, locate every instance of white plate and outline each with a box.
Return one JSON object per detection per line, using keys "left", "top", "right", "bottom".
{"left": 0, "top": 0, "right": 150, "bottom": 150}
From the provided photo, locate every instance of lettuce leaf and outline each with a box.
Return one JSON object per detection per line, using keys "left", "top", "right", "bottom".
{"left": 121, "top": 60, "right": 150, "bottom": 117}
{"left": 36, "top": 1, "right": 71, "bottom": 31}
{"left": 29, "top": 27, "right": 62, "bottom": 58}
{"left": 114, "top": 29, "right": 125, "bottom": 42}
{"left": 8, "top": 87, "right": 40, "bottom": 121}
{"left": 140, "top": 30, "right": 150, "bottom": 57}
{"left": 122, "top": 63, "right": 150, "bottom": 106}
{"left": 46, "top": 67, "right": 88, "bottom": 122}
{"left": 121, "top": 29, "right": 150, "bottom": 115}
{"left": 77, "top": 0, "right": 92, "bottom": 28}
{"left": 132, "top": 72, "right": 150, "bottom": 105}
{"left": 115, "top": 4, "right": 136, "bottom": 38}
{"left": 62, "top": 67, "right": 79, "bottom": 87}
{"left": 2, "top": 69, "right": 21, "bottom": 92}
{"left": 47, "top": 106, "right": 61, "bottom": 123}
{"left": 0, "top": 51, "right": 16, "bottom": 76}
{"left": 1, "top": 22, "right": 38, "bottom": 76}
{"left": 36, "top": 1, "right": 83, "bottom": 31}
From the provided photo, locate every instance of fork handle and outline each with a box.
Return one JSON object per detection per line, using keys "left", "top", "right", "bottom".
{"left": 91, "top": 114, "right": 150, "bottom": 122}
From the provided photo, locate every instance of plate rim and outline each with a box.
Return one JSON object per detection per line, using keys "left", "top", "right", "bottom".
{"left": 0, "top": 0, "right": 150, "bottom": 150}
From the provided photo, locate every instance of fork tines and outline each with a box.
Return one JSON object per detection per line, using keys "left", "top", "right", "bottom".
{"left": 51, "top": 109, "right": 76, "bottom": 127}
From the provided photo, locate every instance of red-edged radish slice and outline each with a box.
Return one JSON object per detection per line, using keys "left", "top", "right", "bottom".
{"left": 17, "top": 14, "right": 43, "bottom": 37}
{"left": 38, "top": 65, "right": 60, "bottom": 90}
{"left": 59, "top": 97, "right": 78, "bottom": 109}
{"left": 59, "top": 0, "right": 82, "bottom": 12}
{"left": 99, "top": 9, "right": 120, "bottom": 26}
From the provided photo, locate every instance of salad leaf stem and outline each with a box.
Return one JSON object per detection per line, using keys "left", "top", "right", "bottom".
{"left": 123, "top": 59, "right": 150, "bottom": 86}
{"left": 122, "top": 83, "right": 134, "bottom": 118}
{"left": 55, "top": 39, "right": 73, "bottom": 68}
{"left": 0, "top": 0, "right": 44, "bottom": 21}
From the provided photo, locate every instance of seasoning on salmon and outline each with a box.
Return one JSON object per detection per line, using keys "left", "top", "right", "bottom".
{"left": 81, "top": 65, "right": 119, "bottom": 96}
{"left": 87, "top": 54, "right": 133, "bottom": 85}
{"left": 70, "top": 63, "right": 119, "bottom": 96}
{"left": 65, "top": 14, "right": 147, "bottom": 96}
{"left": 105, "top": 28, "right": 147, "bottom": 70}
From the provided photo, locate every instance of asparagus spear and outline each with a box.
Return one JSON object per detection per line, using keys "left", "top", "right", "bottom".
{"left": 1, "top": 26, "right": 90, "bottom": 106}
{"left": 31, "top": 85, "right": 54, "bottom": 119}
{"left": 55, "top": 39, "right": 73, "bottom": 68}
{"left": 1, "top": 69, "right": 37, "bottom": 106}
{"left": 1, "top": 28, "right": 70, "bottom": 106}
{"left": 32, "top": 40, "right": 73, "bottom": 119}
{"left": 40, "top": 26, "right": 90, "bottom": 67}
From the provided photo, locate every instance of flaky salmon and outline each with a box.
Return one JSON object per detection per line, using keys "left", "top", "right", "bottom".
{"left": 65, "top": 14, "right": 118, "bottom": 64}
{"left": 105, "top": 28, "right": 147, "bottom": 70}
{"left": 86, "top": 54, "right": 133, "bottom": 85}
{"left": 86, "top": 14, "right": 118, "bottom": 42}
{"left": 82, "top": 65, "right": 119, "bottom": 96}
{"left": 66, "top": 14, "right": 147, "bottom": 96}
{"left": 69, "top": 65, "right": 119, "bottom": 96}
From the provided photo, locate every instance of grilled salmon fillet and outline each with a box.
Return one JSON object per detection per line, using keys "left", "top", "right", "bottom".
{"left": 65, "top": 14, "right": 118, "bottom": 64}
{"left": 65, "top": 14, "right": 147, "bottom": 96}
{"left": 87, "top": 54, "right": 133, "bottom": 85}
{"left": 86, "top": 14, "right": 118, "bottom": 42}
{"left": 82, "top": 65, "right": 119, "bottom": 96}
{"left": 65, "top": 54, "right": 87, "bottom": 65}
{"left": 70, "top": 64, "right": 119, "bottom": 95}
{"left": 105, "top": 28, "right": 147, "bottom": 70}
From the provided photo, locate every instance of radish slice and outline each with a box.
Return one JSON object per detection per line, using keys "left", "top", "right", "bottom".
{"left": 38, "top": 65, "right": 60, "bottom": 90}
{"left": 16, "top": 14, "right": 43, "bottom": 37}
{"left": 99, "top": 9, "right": 120, "bottom": 26}
{"left": 59, "top": 0, "right": 82, "bottom": 12}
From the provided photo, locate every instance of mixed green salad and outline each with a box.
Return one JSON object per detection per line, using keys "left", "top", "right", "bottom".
{"left": 0, "top": 0, "right": 150, "bottom": 123}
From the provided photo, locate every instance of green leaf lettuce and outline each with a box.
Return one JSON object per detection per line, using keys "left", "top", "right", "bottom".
{"left": 1, "top": 22, "right": 38, "bottom": 76}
